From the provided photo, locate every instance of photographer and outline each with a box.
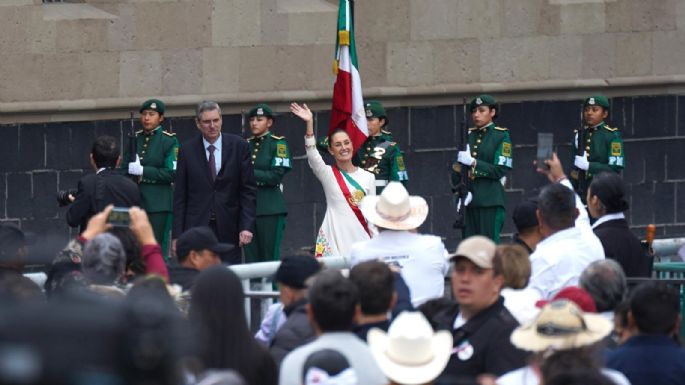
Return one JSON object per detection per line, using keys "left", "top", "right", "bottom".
{"left": 65, "top": 136, "right": 141, "bottom": 233}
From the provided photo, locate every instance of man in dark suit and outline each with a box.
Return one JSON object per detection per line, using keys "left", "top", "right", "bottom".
{"left": 172, "top": 101, "right": 257, "bottom": 264}
{"left": 587, "top": 172, "right": 650, "bottom": 277}
{"left": 67, "top": 136, "right": 141, "bottom": 232}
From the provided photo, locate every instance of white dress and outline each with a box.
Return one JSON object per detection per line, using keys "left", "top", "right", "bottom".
{"left": 305, "top": 136, "right": 376, "bottom": 257}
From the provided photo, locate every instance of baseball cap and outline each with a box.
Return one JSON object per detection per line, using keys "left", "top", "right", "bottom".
{"left": 176, "top": 227, "right": 233, "bottom": 260}
{"left": 274, "top": 255, "right": 321, "bottom": 289}
{"left": 536, "top": 286, "right": 597, "bottom": 313}
{"left": 448, "top": 235, "right": 496, "bottom": 268}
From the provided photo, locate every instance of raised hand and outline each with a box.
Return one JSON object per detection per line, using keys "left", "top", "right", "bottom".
{"left": 290, "top": 102, "right": 313, "bottom": 123}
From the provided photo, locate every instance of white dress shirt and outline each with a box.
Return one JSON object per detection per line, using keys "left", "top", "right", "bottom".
{"left": 350, "top": 230, "right": 449, "bottom": 307}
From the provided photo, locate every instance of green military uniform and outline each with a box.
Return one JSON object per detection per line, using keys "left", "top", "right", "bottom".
{"left": 570, "top": 96, "right": 625, "bottom": 200}
{"left": 451, "top": 95, "right": 513, "bottom": 243}
{"left": 122, "top": 99, "right": 179, "bottom": 259}
{"left": 243, "top": 104, "right": 292, "bottom": 263}
{"left": 318, "top": 100, "right": 409, "bottom": 194}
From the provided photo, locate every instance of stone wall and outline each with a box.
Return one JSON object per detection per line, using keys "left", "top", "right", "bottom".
{"left": 1, "top": 0, "right": 684, "bottom": 122}
{"left": 2, "top": 94, "right": 683, "bottom": 262}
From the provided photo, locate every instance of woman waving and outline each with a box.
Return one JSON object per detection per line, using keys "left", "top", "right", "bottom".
{"left": 290, "top": 102, "right": 375, "bottom": 258}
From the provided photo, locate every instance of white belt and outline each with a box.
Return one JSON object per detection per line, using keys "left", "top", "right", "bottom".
{"left": 375, "top": 180, "right": 389, "bottom": 187}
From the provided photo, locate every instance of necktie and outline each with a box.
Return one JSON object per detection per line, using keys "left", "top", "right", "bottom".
{"left": 208, "top": 144, "right": 217, "bottom": 180}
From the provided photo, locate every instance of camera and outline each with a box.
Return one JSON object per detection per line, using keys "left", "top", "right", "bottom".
{"left": 56, "top": 189, "right": 78, "bottom": 207}
{"left": 108, "top": 207, "right": 131, "bottom": 227}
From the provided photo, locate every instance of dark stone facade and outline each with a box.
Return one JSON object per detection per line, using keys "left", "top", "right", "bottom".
{"left": 1, "top": 94, "right": 683, "bottom": 262}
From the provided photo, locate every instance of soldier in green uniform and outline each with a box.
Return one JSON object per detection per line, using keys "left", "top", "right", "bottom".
{"left": 317, "top": 100, "right": 409, "bottom": 194}
{"left": 123, "top": 99, "right": 179, "bottom": 260}
{"left": 244, "top": 104, "right": 291, "bottom": 263}
{"left": 571, "top": 95, "right": 625, "bottom": 201}
{"left": 451, "top": 94, "right": 513, "bottom": 243}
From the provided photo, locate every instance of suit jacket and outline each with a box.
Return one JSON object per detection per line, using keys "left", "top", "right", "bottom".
{"left": 593, "top": 218, "right": 651, "bottom": 277}
{"left": 173, "top": 133, "right": 257, "bottom": 256}
{"left": 66, "top": 169, "right": 141, "bottom": 232}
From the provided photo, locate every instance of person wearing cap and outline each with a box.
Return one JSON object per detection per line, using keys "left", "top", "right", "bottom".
{"left": 350, "top": 181, "right": 448, "bottom": 307}
{"left": 511, "top": 198, "right": 542, "bottom": 254}
{"left": 269, "top": 255, "right": 321, "bottom": 365}
{"left": 367, "top": 311, "right": 453, "bottom": 385}
{"left": 451, "top": 94, "right": 513, "bottom": 243}
{"left": 167, "top": 226, "right": 232, "bottom": 291}
{"left": 173, "top": 101, "right": 257, "bottom": 265}
{"left": 244, "top": 104, "right": 291, "bottom": 263}
{"left": 498, "top": 300, "right": 628, "bottom": 385}
{"left": 122, "top": 98, "right": 179, "bottom": 260}
{"left": 430, "top": 236, "right": 528, "bottom": 384}
{"left": 67, "top": 135, "right": 141, "bottom": 233}
{"left": 587, "top": 172, "right": 649, "bottom": 277}
{"left": 571, "top": 95, "right": 625, "bottom": 200}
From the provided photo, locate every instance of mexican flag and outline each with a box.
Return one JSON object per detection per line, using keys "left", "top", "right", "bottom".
{"left": 329, "top": 0, "right": 367, "bottom": 152}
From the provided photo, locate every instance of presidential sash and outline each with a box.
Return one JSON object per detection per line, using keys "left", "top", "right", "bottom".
{"left": 331, "top": 166, "right": 371, "bottom": 237}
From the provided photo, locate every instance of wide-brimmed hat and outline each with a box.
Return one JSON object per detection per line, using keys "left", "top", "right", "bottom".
{"left": 511, "top": 299, "right": 613, "bottom": 352}
{"left": 360, "top": 182, "right": 428, "bottom": 231}
{"left": 368, "top": 312, "right": 453, "bottom": 385}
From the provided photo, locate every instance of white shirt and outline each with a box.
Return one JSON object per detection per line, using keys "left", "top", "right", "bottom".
{"left": 350, "top": 230, "right": 449, "bottom": 307}
{"left": 526, "top": 179, "right": 604, "bottom": 299}
{"left": 592, "top": 212, "right": 626, "bottom": 229}
{"left": 203, "top": 134, "right": 222, "bottom": 175}
{"left": 501, "top": 287, "right": 542, "bottom": 326}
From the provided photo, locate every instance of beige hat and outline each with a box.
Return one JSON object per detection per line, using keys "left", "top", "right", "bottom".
{"left": 511, "top": 299, "right": 613, "bottom": 352}
{"left": 448, "top": 235, "right": 496, "bottom": 268}
{"left": 360, "top": 182, "right": 428, "bottom": 231}
{"left": 368, "top": 312, "right": 453, "bottom": 385}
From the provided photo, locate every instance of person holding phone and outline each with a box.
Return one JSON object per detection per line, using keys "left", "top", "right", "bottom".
{"left": 570, "top": 95, "right": 625, "bottom": 200}
{"left": 452, "top": 94, "right": 513, "bottom": 243}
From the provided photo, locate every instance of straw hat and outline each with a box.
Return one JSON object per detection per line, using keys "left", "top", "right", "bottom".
{"left": 368, "top": 312, "right": 453, "bottom": 385}
{"left": 360, "top": 182, "right": 428, "bottom": 231}
{"left": 511, "top": 300, "right": 613, "bottom": 352}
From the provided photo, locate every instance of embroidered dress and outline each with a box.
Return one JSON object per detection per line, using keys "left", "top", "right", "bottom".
{"left": 305, "top": 136, "right": 376, "bottom": 257}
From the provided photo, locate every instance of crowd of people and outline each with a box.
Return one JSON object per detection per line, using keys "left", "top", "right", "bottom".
{"left": 0, "top": 92, "right": 679, "bottom": 385}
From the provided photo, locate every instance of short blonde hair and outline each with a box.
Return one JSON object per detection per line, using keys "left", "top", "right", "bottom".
{"left": 493, "top": 244, "right": 531, "bottom": 289}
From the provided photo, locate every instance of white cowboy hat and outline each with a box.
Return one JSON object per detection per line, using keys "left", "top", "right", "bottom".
{"left": 360, "top": 182, "right": 428, "bottom": 231}
{"left": 368, "top": 312, "right": 453, "bottom": 385}
{"left": 511, "top": 299, "right": 613, "bottom": 352}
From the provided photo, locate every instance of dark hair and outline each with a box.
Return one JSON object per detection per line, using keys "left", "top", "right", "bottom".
{"left": 91, "top": 135, "right": 120, "bottom": 169}
{"left": 308, "top": 270, "right": 359, "bottom": 332}
{"left": 579, "top": 259, "right": 627, "bottom": 312}
{"left": 127, "top": 276, "right": 177, "bottom": 315}
{"left": 0, "top": 275, "right": 44, "bottom": 303}
{"left": 545, "top": 369, "right": 616, "bottom": 385}
{"left": 108, "top": 227, "right": 145, "bottom": 278}
{"left": 189, "top": 266, "right": 276, "bottom": 384}
{"left": 349, "top": 261, "right": 394, "bottom": 316}
{"left": 630, "top": 281, "right": 680, "bottom": 335}
{"left": 327, "top": 128, "right": 350, "bottom": 148}
{"left": 541, "top": 347, "right": 600, "bottom": 384}
{"left": 589, "top": 172, "right": 629, "bottom": 214}
{"left": 538, "top": 183, "right": 577, "bottom": 231}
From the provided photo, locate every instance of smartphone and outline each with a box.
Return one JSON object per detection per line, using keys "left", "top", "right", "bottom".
{"left": 537, "top": 133, "right": 554, "bottom": 168}
{"left": 107, "top": 207, "right": 131, "bottom": 227}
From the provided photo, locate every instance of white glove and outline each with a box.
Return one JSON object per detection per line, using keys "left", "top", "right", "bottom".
{"left": 457, "top": 192, "right": 473, "bottom": 212}
{"left": 574, "top": 152, "right": 589, "bottom": 171}
{"left": 128, "top": 154, "right": 144, "bottom": 176}
{"left": 457, "top": 145, "right": 475, "bottom": 166}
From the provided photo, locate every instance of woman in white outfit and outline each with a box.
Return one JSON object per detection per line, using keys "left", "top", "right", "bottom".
{"left": 290, "top": 103, "right": 375, "bottom": 258}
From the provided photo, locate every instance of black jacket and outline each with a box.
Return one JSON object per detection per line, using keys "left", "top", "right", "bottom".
{"left": 66, "top": 169, "right": 141, "bottom": 232}
{"left": 173, "top": 134, "right": 257, "bottom": 264}
{"left": 168, "top": 264, "right": 199, "bottom": 292}
{"left": 269, "top": 298, "right": 315, "bottom": 365}
{"left": 593, "top": 219, "right": 651, "bottom": 277}
{"left": 432, "top": 297, "right": 528, "bottom": 385}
